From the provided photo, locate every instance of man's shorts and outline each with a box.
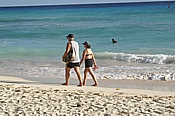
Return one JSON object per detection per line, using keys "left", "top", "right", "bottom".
{"left": 66, "top": 62, "right": 80, "bottom": 68}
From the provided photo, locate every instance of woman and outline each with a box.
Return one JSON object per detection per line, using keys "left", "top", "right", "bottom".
{"left": 80, "top": 41, "right": 99, "bottom": 86}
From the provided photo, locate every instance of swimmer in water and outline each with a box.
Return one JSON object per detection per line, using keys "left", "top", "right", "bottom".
{"left": 112, "top": 38, "right": 117, "bottom": 43}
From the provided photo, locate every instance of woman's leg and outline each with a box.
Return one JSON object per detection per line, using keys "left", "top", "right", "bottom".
{"left": 89, "top": 68, "right": 98, "bottom": 86}
{"left": 83, "top": 68, "right": 89, "bottom": 86}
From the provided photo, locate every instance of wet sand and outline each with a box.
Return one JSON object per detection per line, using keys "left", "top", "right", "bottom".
{"left": 2, "top": 75, "right": 175, "bottom": 92}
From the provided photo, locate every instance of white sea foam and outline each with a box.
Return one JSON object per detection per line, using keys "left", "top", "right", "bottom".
{"left": 0, "top": 59, "right": 175, "bottom": 81}
{"left": 95, "top": 52, "right": 175, "bottom": 64}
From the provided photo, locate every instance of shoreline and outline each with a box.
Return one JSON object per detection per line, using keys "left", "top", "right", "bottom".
{"left": 1, "top": 75, "right": 175, "bottom": 96}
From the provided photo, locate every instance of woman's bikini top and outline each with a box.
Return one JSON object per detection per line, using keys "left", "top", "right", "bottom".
{"left": 86, "top": 53, "right": 92, "bottom": 56}
{"left": 85, "top": 49, "right": 92, "bottom": 56}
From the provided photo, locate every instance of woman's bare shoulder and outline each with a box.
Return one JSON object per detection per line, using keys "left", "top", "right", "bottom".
{"left": 88, "top": 49, "right": 93, "bottom": 53}
{"left": 83, "top": 49, "right": 87, "bottom": 53}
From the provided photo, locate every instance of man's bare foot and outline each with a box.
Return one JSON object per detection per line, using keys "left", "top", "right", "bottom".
{"left": 62, "top": 83, "right": 68, "bottom": 86}
{"left": 77, "top": 84, "right": 83, "bottom": 87}
{"left": 92, "top": 84, "right": 98, "bottom": 86}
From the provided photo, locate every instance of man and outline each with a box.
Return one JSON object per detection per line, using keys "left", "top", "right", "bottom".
{"left": 62, "top": 34, "right": 83, "bottom": 86}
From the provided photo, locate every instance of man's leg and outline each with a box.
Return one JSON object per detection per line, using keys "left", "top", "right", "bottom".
{"left": 74, "top": 66, "right": 83, "bottom": 86}
{"left": 62, "top": 67, "right": 71, "bottom": 85}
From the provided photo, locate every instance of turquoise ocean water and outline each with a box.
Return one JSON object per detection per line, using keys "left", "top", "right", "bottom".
{"left": 0, "top": 1, "right": 175, "bottom": 80}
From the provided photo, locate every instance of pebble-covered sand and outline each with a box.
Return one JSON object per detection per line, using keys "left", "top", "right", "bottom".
{"left": 0, "top": 84, "right": 175, "bottom": 116}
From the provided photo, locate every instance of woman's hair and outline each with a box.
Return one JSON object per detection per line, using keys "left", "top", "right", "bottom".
{"left": 86, "top": 44, "right": 91, "bottom": 48}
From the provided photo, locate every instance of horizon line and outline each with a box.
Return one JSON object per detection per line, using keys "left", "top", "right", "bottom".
{"left": 0, "top": 0, "right": 174, "bottom": 8}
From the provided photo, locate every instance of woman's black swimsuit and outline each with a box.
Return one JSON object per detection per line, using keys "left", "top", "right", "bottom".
{"left": 85, "top": 52, "right": 93, "bottom": 68}
{"left": 85, "top": 59, "right": 93, "bottom": 68}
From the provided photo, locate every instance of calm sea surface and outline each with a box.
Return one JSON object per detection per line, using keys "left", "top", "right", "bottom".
{"left": 0, "top": 1, "right": 175, "bottom": 80}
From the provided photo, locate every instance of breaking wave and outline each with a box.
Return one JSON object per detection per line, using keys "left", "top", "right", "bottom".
{"left": 95, "top": 52, "right": 175, "bottom": 64}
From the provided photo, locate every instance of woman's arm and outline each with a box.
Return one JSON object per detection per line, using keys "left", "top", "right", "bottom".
{"left": 80, "top": 50, "right": 86, "bottom": 65}
{"left": 62, "top": 42, "right": 71, "bottom": 62}
{"left": 92, "top": 53, "right": 97, "bottom": 66}
{"left": 92, "top": 52, "right": 99, "bottom": 70}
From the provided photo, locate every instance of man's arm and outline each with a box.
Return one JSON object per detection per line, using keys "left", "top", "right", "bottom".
{"left": 62, "top": 43, "right": 71, "bottom": 62}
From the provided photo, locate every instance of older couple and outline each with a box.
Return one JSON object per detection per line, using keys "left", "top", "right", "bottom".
{"left": 62, "top": 34, "right": 98, "bottom": 86}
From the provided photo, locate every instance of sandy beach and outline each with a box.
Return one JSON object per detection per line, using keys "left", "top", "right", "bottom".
{"left": 1, "top": 1, "right": 175, "bottom": 116}
{"left": 0, "top": 76, "right": 175, "bottom": 116}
